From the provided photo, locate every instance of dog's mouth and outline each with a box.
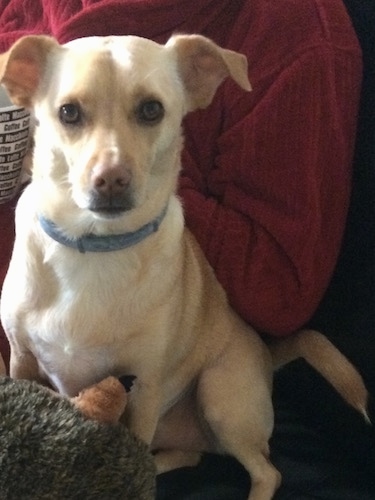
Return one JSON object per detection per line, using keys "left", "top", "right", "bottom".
{"left": 88, "top": 192, "right": 135, "bottom": 218}
{"left": 91, "top": 207, "right": 127, "bottom": 219}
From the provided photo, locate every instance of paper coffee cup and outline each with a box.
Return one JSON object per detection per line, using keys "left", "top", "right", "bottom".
{"left": 0, "top": 85, "right": 31, "bottom": 204}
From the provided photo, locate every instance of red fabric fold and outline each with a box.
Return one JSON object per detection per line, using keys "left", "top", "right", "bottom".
{"left": 0, "top": 0, "right": 241, "bottom": 49}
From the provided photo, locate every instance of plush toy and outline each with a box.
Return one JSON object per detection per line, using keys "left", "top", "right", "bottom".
{"left": 0, "top": 364, "right": 156, "bottom": 500}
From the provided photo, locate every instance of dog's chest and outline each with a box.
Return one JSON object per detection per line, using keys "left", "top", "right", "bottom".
{"left": 33, "top": 334, "right": 117, "bottom": 395}
{"left": 24, "top": 249, "right": 169, "bottom": 395}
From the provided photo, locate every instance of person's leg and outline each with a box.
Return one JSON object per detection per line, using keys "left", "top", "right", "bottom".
{"left": 272, "top": 363, "right": 375, "bottom": 500}
{"left": 157, "top": 453, "right": 249, "bottom": 500}
{"left": 156, "top": 363, "right": 375, "bottom": 500}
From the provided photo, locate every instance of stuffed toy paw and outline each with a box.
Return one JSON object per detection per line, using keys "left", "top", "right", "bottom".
{"left": 0, "top": 373, "right": 155, "bottom": 499}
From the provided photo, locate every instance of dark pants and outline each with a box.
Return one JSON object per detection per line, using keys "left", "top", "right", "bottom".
{"left": 157, "top": 362, "right": 375, "bottom": 500}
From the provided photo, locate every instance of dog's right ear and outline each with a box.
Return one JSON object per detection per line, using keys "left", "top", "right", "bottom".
{"left": 0, "top": 35, "right": 59, "bottom": 108}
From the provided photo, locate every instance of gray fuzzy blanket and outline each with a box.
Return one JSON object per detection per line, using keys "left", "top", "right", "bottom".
{"left": 0, "top": 377, "right": 155, "bottom": 499}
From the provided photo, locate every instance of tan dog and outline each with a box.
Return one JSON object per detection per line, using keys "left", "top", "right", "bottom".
{"left": 0, "top": 35, "right": 368, "bottom": 500}
{"left": 0, "top": 352, "right": 5, "bottom": 376}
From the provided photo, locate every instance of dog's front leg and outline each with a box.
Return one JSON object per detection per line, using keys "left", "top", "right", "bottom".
{"left": 124, "top": 380, "right": 163, "bottom": 446}
{"left": 9, "top": 344, "right": 44, "bottom": 383}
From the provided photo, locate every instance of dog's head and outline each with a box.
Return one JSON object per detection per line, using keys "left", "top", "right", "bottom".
{"left": 0, "top": 34, "right": 250, "bottom": 229}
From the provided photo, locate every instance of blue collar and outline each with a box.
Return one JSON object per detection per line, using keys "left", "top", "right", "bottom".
{"left": 38, "top": 205, "right": 168, "bottom": 254}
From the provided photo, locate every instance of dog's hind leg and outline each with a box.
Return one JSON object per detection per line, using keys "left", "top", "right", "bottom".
{"left": 197, "top": 336, "right": 281, "bottom": 500}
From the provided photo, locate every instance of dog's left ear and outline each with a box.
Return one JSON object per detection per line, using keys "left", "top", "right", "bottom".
{"left": 0, "top": 35, "right": 59, "bottom": 108}
{"left": 167, "top": 34, "right": 251, "bottom": 111}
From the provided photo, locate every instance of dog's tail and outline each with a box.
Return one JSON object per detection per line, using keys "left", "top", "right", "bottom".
{"left": 269, "top": 329, "right": 370, "bottom": 424}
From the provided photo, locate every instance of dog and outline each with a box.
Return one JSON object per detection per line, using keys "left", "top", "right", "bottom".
{"left": 0, "top": 34, "right": 369, "bottom": 500}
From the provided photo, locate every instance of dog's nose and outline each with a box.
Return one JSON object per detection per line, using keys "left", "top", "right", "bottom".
{"left": 91, "top": 164, "right": 132, "bottom": 197}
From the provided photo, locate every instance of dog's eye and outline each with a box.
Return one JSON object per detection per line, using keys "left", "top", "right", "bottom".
{"left": 59, "top": 104, "right": 82, "bottom": 126}
{"left": 136, "top": 100, "right": 164, "bottom": 125}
